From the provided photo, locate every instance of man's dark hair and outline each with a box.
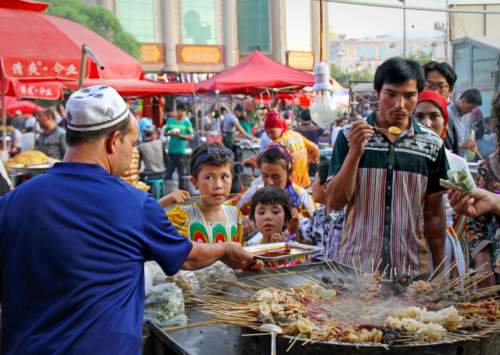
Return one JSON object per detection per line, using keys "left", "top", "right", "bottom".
{"left": 300, "top": 109, "right": 311, "bottom": 121}
{"left": 190, "top": 143, "right": 234, "bottom": 177}
{"left": 220, "top": 107, "right": 228, "bottom": 114}
{"left": 39, "top": 108, "right": 56, "bottom": 121}
{"left": 460, "top": 88, "right": 482, "bottom": 106}
{"left": 165, "top": 105, "right": 173, "bottom": 113}
{"left": 176, "top": 103, "right": 187, "bottom": 111}
{"left": 374, "top": 57, "right": 425, "bottom": 93}
{"left": 66, "top": 116, "right": 131, "bottom": 147}
{"left": 249, "top": 187, "right": 292, "bottom": 226}
{"left": 317, "top": 157, "right": 330, "bottom": 185}
{"left": 234, "top": 104, "right": 243, "bottom": 112}
{"left": 423, "top": 61, "right": 457, "bottom": 91}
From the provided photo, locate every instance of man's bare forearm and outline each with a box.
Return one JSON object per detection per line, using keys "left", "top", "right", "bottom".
{"left": 326, "top": 152, "right": 361, "bottom": 211}
{"left": 182, "top": 243, "right": 225, "bottom": 270}
{"left": 424, "top": 194, "right": 446, "bottom": 268}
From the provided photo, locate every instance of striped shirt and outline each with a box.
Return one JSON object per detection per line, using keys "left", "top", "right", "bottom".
{"left": 329, "top": 112, "right": 448, "bottom": 277}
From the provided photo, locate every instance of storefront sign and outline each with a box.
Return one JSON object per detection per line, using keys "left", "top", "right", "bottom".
{"left": 177, "top": 45, "right": 224, "bottom": 65}
{"left": 287, "top": 51, "right": 314, "bottom": 71}
{"left": 2, "top": 58, "right": 80, "bottom": 80}
{"left": 14, "top": 81, "right": 62, "bottom": 100}
{"left": 140, "top": 43, "right": 165, "bottom": 64}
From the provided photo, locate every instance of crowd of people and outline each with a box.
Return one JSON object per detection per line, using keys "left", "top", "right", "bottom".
{"left": 0, "top": 55, "right": 499, "bottom": 353}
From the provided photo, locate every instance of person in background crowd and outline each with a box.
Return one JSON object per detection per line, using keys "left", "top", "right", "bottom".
{"left": 21, "top": 123, "right": 36, "bottom": 152}
{"left": 137, "top": 125, "right": 166, "bottom": 182}
{"left": 8, "top": 126, "right": 22, "bottom": 156}
{"left": 167, "top": 143, "right": 244, "bottom": 244}
{"left": 220, "top": 106, "right": 251, "bottom": 152}
{"left": 264, "top": 111, "right": 319, "bottom": 187}
{"left": 236, "top": 105, "right": 256, "bottom": 137}
{"left": 24, "top": 114, "right": 37, "bottom": 132}
{"left": 423, "top": 61, "right": 458, "bottom": 152}
{"left": 138, "top": 113, "right": 153, "bottom": 142}
{"left": 360, "top": 103, "right": 372, "bottom": 118}
{"left": 10, "top": 110, "right": 25, "bottom": 131}
{"left": 449, "top": 88, "right": 483, "bottom": 157}
{"left": 294, "top": 109, "right": 325, "bottom": 145}
{"left": 297, "top": 158, "right": 344, "bottom": 261}
{"left": 326, "top": 57, "right": 448, "bottom": 277}
{"left": 56, "top": 103, "right": 67, "bottom": 128}
{"left": 164, "top": 103, "right": 193, "bottom": 191}
{"left": 0, "top": 86, "right": 255, "bottom": 355}
{"left": 0, "top": 157, "right": 12, "bottom": 196}
{"left": 35, "top": 108, "right": 66, "bottom": 160}
{"left": 330, "top": 116, "right": 349, "bottom": 147}
{"left": 462, "top": 93, "right": 500, "bottom": 287}
{"left": 212, "top": 111, "right": 222, "bottom": 134}
{"left": 414, "top": 90, "right": 469, "bottom": 276}
{"left": 201, "top": 110, "right": 212, "bottom": 131}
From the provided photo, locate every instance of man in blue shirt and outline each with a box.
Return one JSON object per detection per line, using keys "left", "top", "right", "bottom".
{"left": 0, "top": 86, "right": 254, "bottom": 355}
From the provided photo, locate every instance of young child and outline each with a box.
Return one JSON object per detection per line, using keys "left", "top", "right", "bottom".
{"left": 167, "top": 143, "right": 243, "bottom": 244}
{"left": 247, "top": 187, "right": 292, "bottom": 246}
{"left": 298, "top": 158, "right": 345, "bottom": 261}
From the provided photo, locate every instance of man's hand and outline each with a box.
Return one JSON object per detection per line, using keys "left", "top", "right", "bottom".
{"left": 448, "top": 188, "right": 498, "bottom": 218}
{"left": 159, "top": 189, "right": 191, "bottom": 207}
{"left": 287, "top": 208, "right": 300, "bottom": 234}
{"left": 221, "top": 242, "right": 255, "bottom": 270}
{"left": 348, "top": 121, "right": 374, "bottom": 156}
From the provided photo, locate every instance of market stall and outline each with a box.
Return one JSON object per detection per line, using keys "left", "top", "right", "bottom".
{"left": 143, "top": 259, "right": 500, "bottom": 355}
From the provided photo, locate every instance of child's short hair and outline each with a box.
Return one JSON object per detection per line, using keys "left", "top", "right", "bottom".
{"left": 257, "top": 144, "right": 293, "bottom": 175}
{"left": 318, "top": 157, "right": 330, "bottom": 185}
{"left": 249, "top": 187, "right": 292, "bottom": 226}
{"left": 190, "top": 143, "right": 234, "bottom": 177}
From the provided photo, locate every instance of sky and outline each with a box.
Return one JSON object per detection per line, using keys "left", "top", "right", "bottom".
{"left": 328, "top": 0, "right": 447, "bottom": 39}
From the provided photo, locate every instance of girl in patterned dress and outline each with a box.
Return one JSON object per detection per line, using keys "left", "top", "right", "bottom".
{"left": 167, "top": 143, "right": 243, "bottom": 244}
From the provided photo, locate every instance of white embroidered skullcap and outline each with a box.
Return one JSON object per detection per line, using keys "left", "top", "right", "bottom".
{"left": 66, "top": 86, "right": 130, "bottom": 132}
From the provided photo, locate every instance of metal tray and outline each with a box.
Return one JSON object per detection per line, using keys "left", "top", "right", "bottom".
{"left": 245, "top": 241, "right": 321, "bottom": 261}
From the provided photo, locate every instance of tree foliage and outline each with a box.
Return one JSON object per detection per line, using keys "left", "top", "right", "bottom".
{"left": 45, "top": 0, "right": 140, "bottom": 58}
{"left": 329, "top": 64, "right": 374, "bottom": 87}
{"left": 408, "top": 50, "right": 433, "bottom": 65}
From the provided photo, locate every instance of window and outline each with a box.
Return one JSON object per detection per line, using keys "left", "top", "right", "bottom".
{"left": 367, "top": 45, "right": 375, "bottom": 60}
{"left": 237, "top": 0, "right": 271, "bottom": 53}
{"left": 380, "top": 46, "right": 387, "bottom": 60}
{"left": 115, "top": 0, "right": 156, "bottom": 42}
{"left": 454, "top": 43, "right": 471, "bottom": 87}
{"left": 182, "top": 0, "right": 216, "bottom": 45}
{"left": 472, "top": 46, "right": 498, "bottom": 85}
{"left": 357, "top": 46, "right": 365, "bottom": 60}
{"left": 286, "top": 0, "right": 312, "bottom": 51}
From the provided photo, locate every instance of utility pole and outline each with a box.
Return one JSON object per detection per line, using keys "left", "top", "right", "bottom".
{"left": 399, "top": 0, "right": 407, "bottom": 57}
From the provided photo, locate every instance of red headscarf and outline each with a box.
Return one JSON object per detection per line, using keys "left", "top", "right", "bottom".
{"left": 264, "top": 111, "right": 287, "bottom": 131}
{"left": 417, "top": 90, "right": 449, "bottom": 124}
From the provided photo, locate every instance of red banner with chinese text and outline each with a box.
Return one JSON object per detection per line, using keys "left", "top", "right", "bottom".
{"left": 2, "top": 58, "right": 81, "bottom": 80}
{"left": 13, "top": 81, "right": 63, "bottom": 100}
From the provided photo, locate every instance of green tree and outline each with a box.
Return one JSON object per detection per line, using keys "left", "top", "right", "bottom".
{"left": 45, "top": 0, "right": 140, "bottom": 58}
{"left": 330, "top": 64, "right": 374, "bottom": 87}
{"left": 408, "top": 50, "right": 433, "bottom": 65}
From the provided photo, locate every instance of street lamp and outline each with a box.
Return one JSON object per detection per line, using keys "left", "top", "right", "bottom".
{"left": 398, "top": 0, "right": 407, "bottom": 57}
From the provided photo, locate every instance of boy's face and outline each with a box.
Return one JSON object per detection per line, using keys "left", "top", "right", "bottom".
{"left": 377, "top": 80, "right": 419, "bottom": 129}
{"left": 191, "top": 164, "right": 232, "bottom": 207}
{"left": 254, "top": 203, "right": 286, "bottom": 238}
{"left": 311, "top": 172, "right": 326, "bottom": 204}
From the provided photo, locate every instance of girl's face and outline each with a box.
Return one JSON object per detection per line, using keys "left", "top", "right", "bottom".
{"left": 260, "top": 161, "right": 289, "bottom": 189}
{"left": 191, "top": 163, "right": 232, "bottom": 207}
{"left": 414, "top": 101, "right": 446, "bottom": 137}
{"left": 254, "top": 203, "right": 286, "bottom": 238}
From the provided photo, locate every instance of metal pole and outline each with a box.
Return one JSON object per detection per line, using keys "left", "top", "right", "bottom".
{"left": 79, "top": 45, "right": 87, "bottom": 89}
{"left": 403, "top": 1, "right": 406, "bottom": 57}
{"left": 0, "top": 70, "right": 6, "bottom": 158}
{"left": 445, "top": 0, "right": 449, "bottom": 62}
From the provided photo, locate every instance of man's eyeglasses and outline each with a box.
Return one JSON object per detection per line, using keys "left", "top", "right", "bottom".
{"left": 414, "top": 112, "right": 442, "bottom": 121}
{"left": 425, "top": 81, "right": 449, "bottom": 91}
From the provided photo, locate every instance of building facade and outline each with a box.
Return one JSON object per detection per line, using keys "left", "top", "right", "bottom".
{"left": 90, "top": 0, "right": 328, "bottom": 78}
{"left": 449, "top": 1, "right": 500, "bottom": 41}
{"left": 329, "top": 34, "right": 446, "bottom": 72}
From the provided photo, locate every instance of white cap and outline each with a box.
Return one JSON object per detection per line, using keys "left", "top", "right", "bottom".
{"left": 66, "top": 85, "right": 130, "bottom": 132}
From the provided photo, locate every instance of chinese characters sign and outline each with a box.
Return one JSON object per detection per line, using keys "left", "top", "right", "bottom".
{"left": 13, "top": 81, "right": 62, "bottom": 100}
{"left": 3, "top": 59, "right": 81, "bottom": 80}
{"left": 176, "top": 45, "right": 224, "bottom": 65}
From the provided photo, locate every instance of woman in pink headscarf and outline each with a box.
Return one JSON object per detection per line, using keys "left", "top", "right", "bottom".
{"left": 263, "top": 111, "right": 319, "bottom": 187}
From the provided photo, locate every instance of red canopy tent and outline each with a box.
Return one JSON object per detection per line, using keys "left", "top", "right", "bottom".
{"left": 1, "top": 96, "right": 43, "bottom": 115}
{"left": 63, "top": 79, "right": 194, "bottom": 97}
{"left": 0, "top": 0, "right": 193, "bottom": 97}
{"left": 195, "top": 50, "right": 315, "bottom": 94}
